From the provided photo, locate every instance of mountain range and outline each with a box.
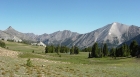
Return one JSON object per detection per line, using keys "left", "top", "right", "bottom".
{"left": 0, "top": 22, "right": 140, "bottom": 48}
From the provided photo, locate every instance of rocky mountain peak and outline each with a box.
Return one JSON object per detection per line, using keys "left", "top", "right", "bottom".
{"left": 112, "top": 22, "right": 118, "bottom": 25}
{"left": 111, "top": 22, "right": 121, "bottom": 26}
{"left": 5, "top": 26, "right": 16, "bottom": 32}
{"left": 7, "top": 26, "right": 14, "bottom": 30}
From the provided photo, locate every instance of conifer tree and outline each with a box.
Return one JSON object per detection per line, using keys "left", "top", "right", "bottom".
{"left": 51, "top": 45, "right": 55, "bottom": 53}
{"left": 98, "top": 48, "right": 101, "bottom": 58}
{"left": 91, "top": 42, "right": 99, "bottom": 57}
{"left": 65, "top": 47, "right": 69, "bottom": 53}
{"left": 70, "top": 46, "right": 74, "bottom": 55}
{"left": 126, "top": 45, "right": 130, "bottom": 57}
{"left": 74, "top": 46, "right": 79, "bottom": 54}
{"left": 56, "top": 45, "right": 60, "bottom": 54}
{"left": 45, "top": 46, "right": 49, "bottom": 53}
{"left": 130, "top": 40, "right": 138, "bottom": 57}
{"left": 110, "top": 48, "right": 116, "bottom": 59}
{"left": 103, "top": 43, "right": 108, "bottom": 57}
{"left": 123, "top": 44, "right": 127, "bottom": 57}
{"left": 122, "top": 44, "right": 130, "bottom": 57}
{"left": 88, "top": 52, "right": 91, "bottom": 58}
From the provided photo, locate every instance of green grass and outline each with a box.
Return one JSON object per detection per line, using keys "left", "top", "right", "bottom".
{"left": 5, "top": 41, "right": 45, "bottom": 53}
{"left": 1, "top": 41, "right": 140, "bottom": 77}
{"left": 37, "top": 52, "right": 135, "bottom": 65}
{"left": 18, "top": 52, "right": 45, "bottom": 59}
{"left": 4, "top": 41, "right": 139, "bottom": 64}
{"left": 1, "top": 55, "right": 140, "bottom": 77}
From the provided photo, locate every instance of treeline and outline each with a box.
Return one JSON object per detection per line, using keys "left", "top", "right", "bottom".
{"left": 45, "top": 45, "right": 80, "bottom": 54}
{"left": 85, "top": 40, "right": 140, "bottom": 58}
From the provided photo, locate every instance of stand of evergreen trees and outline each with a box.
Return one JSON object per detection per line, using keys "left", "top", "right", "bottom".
{"left": 45, "top": 45, "right": 80, "bottom": 55}
{"left": 45, "top": 40, "right": 140, "bottom": 58}
{"left": 87, "top": 40, "right": 140, "bottom": 58}
{"left": 70, "top": 46, "right": 79, "bottom": 54}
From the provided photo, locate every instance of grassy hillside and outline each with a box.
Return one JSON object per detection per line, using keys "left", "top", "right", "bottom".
{"left": 0, "top": 41, "right": 140, "bottom": 77}
{"left": 5, "top": 41, "right": 45, "bottom": 53}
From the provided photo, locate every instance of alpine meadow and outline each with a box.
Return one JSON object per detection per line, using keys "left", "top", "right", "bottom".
{"left": 1, "top": 0, "right": 140, "bottom": 77}
{"left": 0, "top": 22, "right": 140, "bottom": 77}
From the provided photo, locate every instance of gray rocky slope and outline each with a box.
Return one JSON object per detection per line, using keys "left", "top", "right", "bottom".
{"left": 71, "top": 22, "right": 140, "bottom": 48}
{"left": 1, "top": 22, "right": 140, "bottom": 48}
{"left": 4, "top": 26, "right": 37, "bottom": 41}
{"left": 120, "top": 34, "right": 140, "bottom": 46}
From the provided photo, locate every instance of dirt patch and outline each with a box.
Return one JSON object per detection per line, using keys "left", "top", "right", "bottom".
{"left": 0, "top": 47, "right": 19, "bottom": 58}
{"left": 33, "top": 58, "right": 70, "bottom": 64}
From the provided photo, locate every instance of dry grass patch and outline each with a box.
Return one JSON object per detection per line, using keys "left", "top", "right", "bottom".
{"left": 0, "top": 47, "right": 19, "bottom": 58}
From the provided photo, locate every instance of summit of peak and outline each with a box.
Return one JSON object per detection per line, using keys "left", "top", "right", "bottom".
{"left": 5, "top": 26, "right": 17, "bottom": 32}
{"left": 112, "top": 22, "right": 121, "bottom": 25}
{"left": 8, "top": 26, "right": 13, "bottom": 29}
{"left": 7, "top": 26, "right": 15, "bottom": 30}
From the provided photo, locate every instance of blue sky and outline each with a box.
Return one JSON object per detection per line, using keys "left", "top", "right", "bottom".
{"left": 0, "top": 0, "right": 140, "bottom": 35}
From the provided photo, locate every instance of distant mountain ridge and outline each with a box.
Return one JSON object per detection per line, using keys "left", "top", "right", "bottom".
{"left": 67, "top": 22, "right": 140, "bottom": 48}
{"left": 4, "top": 26, "right": 37, "bottom": 42}
{"left": 0, "top": 22, "right": 140, "bottom": 48}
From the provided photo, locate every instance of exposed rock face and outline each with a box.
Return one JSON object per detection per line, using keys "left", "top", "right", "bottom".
{"left": 70, "top": 22, "right": 140, "bottom": 48}
{"left": 42, "top": 30, "right": 79, "bottom": 45}
{"left": 121, "top": 34, "right": 140, "bottom": 46}
{"left": 128, "top": 26, "right": 140, "bottom": 39}
{"left": 31, "top": 41, "right": 46, "bottom": 47}
{"left": 12, "top": 36, "right": 22, "bottom": 42}
{"left": 4, "top": 26, "right": 37, "bottom": 42}
{"left": 1, "top": 22, "right": 140, "bottom": 48}
{"left": 0, "top": 30, "right": 11, "bottom": 40}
